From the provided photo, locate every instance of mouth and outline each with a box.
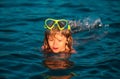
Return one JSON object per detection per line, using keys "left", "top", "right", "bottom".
{"left": 52, "top": 47, "right": 58, "bottom": 50}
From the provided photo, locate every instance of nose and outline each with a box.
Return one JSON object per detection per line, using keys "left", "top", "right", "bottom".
{"left": 53, "top": 40, "right": 58, "bottom": 47}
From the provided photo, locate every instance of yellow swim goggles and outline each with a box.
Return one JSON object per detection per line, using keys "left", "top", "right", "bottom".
{"left": 44, "top": 18, "right": 71, "bottom": 30}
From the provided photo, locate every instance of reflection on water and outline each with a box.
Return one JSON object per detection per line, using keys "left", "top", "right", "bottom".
{"left": 43, "top": 57, "right": 74, "bottom": 70}
{"left": 41, "top": 70, "right": 75, "bottom": 79}
{"left": 42, "top": 53, "right": 76, "bottom": 79}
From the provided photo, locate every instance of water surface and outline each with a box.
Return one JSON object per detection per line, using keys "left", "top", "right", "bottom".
{"left": 0, "top": 0, "right": 120, "bottom": 79}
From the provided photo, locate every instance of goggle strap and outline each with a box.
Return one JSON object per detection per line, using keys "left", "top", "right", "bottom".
{"left": 68, "top": 25, "right": 71, "bottom": 30}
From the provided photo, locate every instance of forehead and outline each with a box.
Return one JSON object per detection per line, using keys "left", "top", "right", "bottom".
{"left": 48, "top": 32, "right": 66, "bottom": 39}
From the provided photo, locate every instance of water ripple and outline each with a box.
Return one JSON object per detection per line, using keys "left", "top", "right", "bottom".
{"left": 0, "top": 0, "right": 120, "bottom": 79}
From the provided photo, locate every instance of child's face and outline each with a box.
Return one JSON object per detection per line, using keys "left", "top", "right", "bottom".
{"left": 48, "top": 32, "right": 67, "bottom": 53}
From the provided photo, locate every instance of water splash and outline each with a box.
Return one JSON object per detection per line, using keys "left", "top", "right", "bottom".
{"left": 68, "top": 17, "right": 109, "bottom": 47}
{"left": 68, "top": 17, "right": 109, "bottom": 33}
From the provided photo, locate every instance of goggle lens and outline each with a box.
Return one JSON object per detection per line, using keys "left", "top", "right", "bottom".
{"left": 58, "top": 21, "right": 67, "bottom": 28}
{"left": 46, "top": 20, "right": 55, "bottom": 28}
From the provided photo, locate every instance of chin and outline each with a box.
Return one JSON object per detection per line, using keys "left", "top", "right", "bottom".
{"left": 53, "top": 51, "right": 59, "bottom": 53}
{"left": 52, "top": 50, "right": 60, "bottom": 53}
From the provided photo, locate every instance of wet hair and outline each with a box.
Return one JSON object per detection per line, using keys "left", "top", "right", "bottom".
{"left": 42, "top": 27, "right": 74, "bottom": 53}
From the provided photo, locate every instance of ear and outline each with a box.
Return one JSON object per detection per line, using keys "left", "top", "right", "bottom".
{"left": 67, "top": 37, "right": 71, "bottom": 43}
{"left": 65, "top": 44, "right": 69, "bottom": 50}
{"left": 66, "top": 41, "right": 68, "bottom": 45}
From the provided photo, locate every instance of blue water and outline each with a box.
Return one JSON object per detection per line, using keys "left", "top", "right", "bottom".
{"left": 0, "top": 0, "right": 120, "bottom": 79}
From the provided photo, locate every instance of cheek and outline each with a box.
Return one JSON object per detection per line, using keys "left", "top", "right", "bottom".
{"left": 60, "top": 41, "right": 67, "bottom": 47}
{"left": 48, "top": 41, "right": 53, "bottom": 47}
{"left": 48, "top": 41, "right": 53, "bottom": 46}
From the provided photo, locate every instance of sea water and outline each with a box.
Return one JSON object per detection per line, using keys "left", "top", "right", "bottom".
{"left": 0, "top": 0, "right": 120, "bottom": 79}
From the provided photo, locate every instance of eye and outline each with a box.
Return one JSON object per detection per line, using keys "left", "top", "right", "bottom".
{"left": 48, "top": 38, "right": 53, "bottom": 41}
{"left": 49, "top": 39, "right": 53, "bottom": 41}
{"left": 58, "top": 39, "right": 62, "bottom": 42}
